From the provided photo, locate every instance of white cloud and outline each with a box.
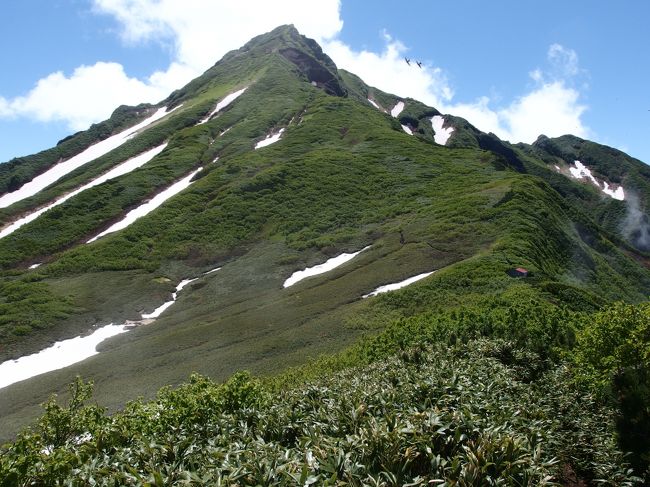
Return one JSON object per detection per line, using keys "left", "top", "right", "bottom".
{"left": 0, "top": 62, "right": 183, "bottom": 131}
{"left": 0, "top": 1, "right": 589, "bottom": 146}
{"left": 0, "top": 0, "right": 343, "bottom": 132}
{"left": 547, "top": 43, "right": 579, "bottom": 78}
{"left": 93, "top": 0, "right": 342, "bottom": 71}
{"left": 323, "top": 33, "right": 453, "bottom": 108}
{"left": 440, "top": 43, "right": 589, "bottom": 143}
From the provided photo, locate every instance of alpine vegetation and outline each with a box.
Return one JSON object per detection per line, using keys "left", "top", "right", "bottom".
{"left": 1, "top": 25, "right": 650, "bottom": 484}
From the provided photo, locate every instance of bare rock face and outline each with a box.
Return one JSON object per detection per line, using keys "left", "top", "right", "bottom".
{"left": 279, "top": 47, "right": 347, "bottom": 97}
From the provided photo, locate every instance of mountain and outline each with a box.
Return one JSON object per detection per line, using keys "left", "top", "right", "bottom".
{"left": 1, "top": 25, "right": 649, "bottom": 482}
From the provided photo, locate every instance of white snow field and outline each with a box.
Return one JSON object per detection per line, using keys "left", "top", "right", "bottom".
{"left": 87, "top": 167, "right": 203, "bottom": 243}
{"left": 141, "top": 278, "right": 199, "bottom": 319}
{"left": 401, "top": 125, "right": 413, "bottom": 135}
{"left": 0, "top": 107, "right": 176, "bottom": 208}
{"left": 196, "top": 87, "right": 247, "bottom": 125}
{"left": 283, "top": 246, "right": 370, "bottom": 288}
{"left": 391, "top": 101, "right": 405, "bottom": 117}
{"left": 255, "top": 128, "right": 285, "bottom": 149}
{"left": 0, "top": 323, "right": 128, "bottom": 389}
{"left": 363, "top": 271, "right": 434, "bottom": 298}
{"left": 431, "top": 116, "right": 455, "bottom": 145}
{"left": 0, "top": 144, "right": 167, "bottom": 240}
{"left": 569, "top": 160, "right": 625, "bottom": 201}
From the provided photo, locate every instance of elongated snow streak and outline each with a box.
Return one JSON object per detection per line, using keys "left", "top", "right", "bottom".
{"left": 0, "top": 144, "right": 167, "bottom": 240}
{"left": 28, "top": 263, "right": 42, "bottom": 269}
{"left": 141, "top": 278, "right": 198, "bottom": 319}
{"left": 431, "top": 116, "right": 454, "bottom": 145}
{"left": 255, "top": 128, "right": 285, "bottom": 149}
{"left": 197, "top": 87, "right": 247, "bottom": 125}
{"left": 0, "top": 107, "right": 176, "bottom": 208}
{"left": 391, "top": 101, "right": 405, "bottom": 117}
{"left": 0, "top": 323, "right": 128, "bottom": 389}
{"left": 401, "top": 125, "right": 413, "bottom": 135}
{"left": 368, "top": 98, "right": 381, "bottom": 110}
{"left": 283, "top": 246, "right": 370, "bottom": 288}
{"left": 86, "top": 167, "right": 203, "bottom": 243}
{"left": 204, "top": 266, "right": 221, "bottom": 275}
{"left": 362, "top": 271, "right": 434, "bottom": 298}
{"left": 569, "top": 160, "right": 625, "bottom": 201}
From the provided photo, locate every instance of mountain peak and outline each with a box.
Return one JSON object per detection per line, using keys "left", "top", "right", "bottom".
{"left": 239, "top": 24, "right": 346, "bottom": 96}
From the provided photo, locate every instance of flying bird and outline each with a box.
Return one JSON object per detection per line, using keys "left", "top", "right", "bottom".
{"left": 404, "top": 57, "right": 411, "bottom": 66}
{"left": 416, "top": 61, "right": 423, "bottom": 68}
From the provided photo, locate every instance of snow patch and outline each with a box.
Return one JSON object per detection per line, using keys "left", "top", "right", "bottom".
{"left": 368, "top": 98, "right": 381, "bottom": 110}
{"left": 363, "top": 271, "right": 434, "bottom": 298}
{"left": 431, "top": 116, "right": 454, "bottom": 145}
{"left": 569, "top": 160, "right": 599, "bottom": 186}
{"left": 569, "top": 160, "right": 625, "bottom": 201}
{"left": 0, "top": 107, "right": 176, "bottom": 208}
{"left": 602, "top": 181, "right": 625, "bottom": 201}
{"left": 0, "top": 144, "right": 167, "bottom": 240}
{"left": 283, "top": 246, "right": 370, "bottom": 288}
{"left": 554, "top": 165, "right": 561, "bottom": 172}
{"left": 401, "top": 125, "right": 413, "bottom": 135}
{"left": 141, "top": 278, "right": 198, "bottom": 319}
{"left": 0, "top": 323, "right": 128, "bottom": 389}
{"left": 28, "top": 263, "right": 42, "bottom": 269}
{"left": 197, "top": 87, "right": 247, "bottom": 125}
{"left": 203, "top": 266, "right": 221, "bottom": 275}
{"left": 390, "top": 101, "right": 405, "bottom": 117}
{"left": 255, "top": 128, "right": 285, "bottom": 149}
{"left": 87, "top": 166, "right": 203, "bottom": 243}
{"left": 0, "top": 269, "right": 209, "bottom": 388}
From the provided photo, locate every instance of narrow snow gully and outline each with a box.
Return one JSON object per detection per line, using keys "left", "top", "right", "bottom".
{"left": 140, "top": 278, "right": 198, "bottom": 320}
{"left": 255, "top": 128, "right": 285, "bottom": 149}
{"left": 363, "top": 271, "right": 434, "bottom": 298}
{"left": 87, "top": 166, "right": 203, "bottom": 243}
{"left": 283, "top": 246, "right": 370, "bottom": 288}
{"left": 196, "top": 87, "right": 247, "bottom": 125}
{"left": 0, "top": 107, "right": 177, "bottom": 208}
{"left": 0, "top": 144, "right": 168, "bottom": 240}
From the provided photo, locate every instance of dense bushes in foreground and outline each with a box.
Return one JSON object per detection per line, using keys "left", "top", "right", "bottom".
{"left": 0, "top": 337, "right": 641, "bottom": 485}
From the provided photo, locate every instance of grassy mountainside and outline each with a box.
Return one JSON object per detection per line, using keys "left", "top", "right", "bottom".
{"left": 1, "top": 25, "right": 650, "bottom": 481}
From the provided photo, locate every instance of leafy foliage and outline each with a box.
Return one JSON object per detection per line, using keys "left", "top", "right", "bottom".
{"left": 0, "top": 339, "right": 640, "bottom": 485}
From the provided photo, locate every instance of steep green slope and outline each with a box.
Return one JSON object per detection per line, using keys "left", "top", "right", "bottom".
{"left": 1, "top": 25, "right": 650, "bottom": 463}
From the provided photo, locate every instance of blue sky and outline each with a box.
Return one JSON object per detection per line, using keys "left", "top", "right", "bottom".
{"left": 1, "top": 0, "right": 649, "bottom": 163}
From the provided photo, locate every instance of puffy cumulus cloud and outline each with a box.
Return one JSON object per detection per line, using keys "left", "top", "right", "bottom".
{"left": 323, "top": 33, "right": 453, "bottom": 108}
{"left": 93, "top": 0, "right": 343, "bottom": 71}
{"left": 0, "top": 0, "right": 343, "bottom": 132}
{"left": 446, "top": 80, "right": 588, "bottom": 143}
{"left": 0, "top": 62, "right": 183, "bottom": 131}
{"left": 441, "top": 43, "right": 589, "bottom": 143}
